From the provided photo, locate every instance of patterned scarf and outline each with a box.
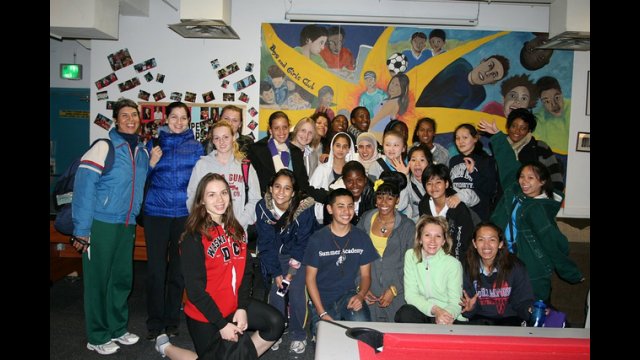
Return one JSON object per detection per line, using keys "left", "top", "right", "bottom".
{"left": 268, "top": 137, "right": 290, "bottom": 171}
{"left": 506, "top": 132, "right": 532, "bottom": 157}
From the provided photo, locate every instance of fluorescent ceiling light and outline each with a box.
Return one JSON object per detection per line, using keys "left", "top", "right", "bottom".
{"left": 285, "top": 13, "right": 478, "bottom": 26}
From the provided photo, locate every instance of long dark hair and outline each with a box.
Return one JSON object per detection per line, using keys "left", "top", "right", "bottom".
{"left": 182, "top": 173, "right": 244, "bottom": 244}
{"left": 268, "top": 169, "right": 303, "bottom": 229}
{"left": 517, "top": 161, "right": 555, "bottom": 198}
{"left": 465, "top": 222, "right": 514, "bottom": 289}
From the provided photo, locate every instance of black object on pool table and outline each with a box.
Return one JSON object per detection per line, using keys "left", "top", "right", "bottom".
{"left": 321, "top": 319, "right": 384, "bottom": 353}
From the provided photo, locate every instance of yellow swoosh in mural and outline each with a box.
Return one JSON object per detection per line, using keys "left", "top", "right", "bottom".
{"left": 261, "top": 23, "right": 510, "bottom": 134}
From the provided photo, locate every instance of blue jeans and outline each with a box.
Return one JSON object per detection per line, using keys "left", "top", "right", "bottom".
{"left": 309, "top": 290, "right": 371, "bottom": 337}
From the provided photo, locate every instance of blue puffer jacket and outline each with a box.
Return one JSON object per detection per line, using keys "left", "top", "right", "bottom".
{"left": 72, "top": 129, "right": 149, "bottom": 237}
{"left": 143, "top": 127, "right": 203, "bottom": 217}
{"left": 256, "top": 193, "right": 316, "bottom": 281}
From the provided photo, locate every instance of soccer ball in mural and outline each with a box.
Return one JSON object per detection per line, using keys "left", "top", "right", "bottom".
{"left": 386, "top": 53, "right": 408, "bottom": 74}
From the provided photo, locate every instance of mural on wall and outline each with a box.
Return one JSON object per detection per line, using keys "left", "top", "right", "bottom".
{"left": 259, "top": 23, "right": 573, "bottom": 173}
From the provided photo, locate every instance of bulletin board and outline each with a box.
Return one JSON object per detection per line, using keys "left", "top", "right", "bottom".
{"left": 138, "top": 102, "right": 247, "bottom": 144}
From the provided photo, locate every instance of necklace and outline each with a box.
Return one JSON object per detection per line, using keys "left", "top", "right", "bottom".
{"left": 377, "top": 214, "right": 394, "bottom": 235}
{"left": 331, "top": 231, "right": 351, "bottom": 277}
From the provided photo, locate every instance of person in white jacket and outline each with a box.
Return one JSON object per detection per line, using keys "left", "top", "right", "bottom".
{"left": 186, "top": 120, "right": 260, "bottom": 230}
{"left": 309, "top": 132, "right": 355, "bottom": 222}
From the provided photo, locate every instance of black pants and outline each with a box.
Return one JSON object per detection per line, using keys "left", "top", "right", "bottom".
{"left": 186, "top": 299, "right": 285, "bottom": 360}
{"left": 394, "top": 304, "right": 466, "bottom": 324}
{"left": 144, "top": 215, "right": 186, "bottom": 332}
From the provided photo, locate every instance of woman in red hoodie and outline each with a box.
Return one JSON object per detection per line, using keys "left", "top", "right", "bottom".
{"left": 164, "top": 173, "right": 284, "bottom": 359}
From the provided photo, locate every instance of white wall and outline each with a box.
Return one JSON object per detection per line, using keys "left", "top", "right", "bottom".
{"left": 50, "top": 38, "right": 92, "bottom": 88}
{"left": 49, "top": 0, "right": 590, "bottom": 217}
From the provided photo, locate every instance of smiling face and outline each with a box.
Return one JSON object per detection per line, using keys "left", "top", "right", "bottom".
{"left": 212, "top": 125, "right": 233, "bottom": 155}
{"left": 375, "top": 193, "right": 398, "bottom": 217}
{"left": 357, "top": 141, "right": 375, "bottom": 161}
{"left": 519, "top": 165, "right": 545, "bottom": 197}
{"left": 507, "top": 118, "right": 530, "bottom": 143}
{"left": 429, "top": 36, "right": 444, "bottom": 53}
{"left": 351, "top": 108, "right": 370, "bottom": 132}
{"left": 469, "top": 58, "right": 505, "bottom": 85}
{"left": 270, "top": 116, "right": 290, "bottom": 144}
{"left": 383, "top": 133, "right": 405, "bottom": 162}
{"left": 116, "top": 106, "right": 140, "bottom": 134}
{"left": 503, "top": 86, "right": 531, "bottom": 117}
{"left": 421, "top": 223, "right": 446, "bottom": 256}
{"left": 167, "top": 107, "right": 189, "bottom": 134}
{"left": 270, "top": 174, "right": 294, "bottom": 212}
{"left": 343, "top": 171, "right": 366, "bottom": 201}
{"left": 331, "top": 115, "right": 348, "bottom": 133}
{"left": 295, "top": 122, "right": 315, "bottom": 147}
{"left": 425, "top": 176, "right": 448, "bottom": 201}
{"left": 203, "top": 179, "right": 230, "bottom": 222}
{"left": 327, "top": 195, "right": 355, "bottom": 226}
{"left": 315, "top": 115, "right": 329, "bottom": 137}
{"left": 455, "top": 127, "right": 477, "bottom": 156}
{"left": 417, "top": 121, "right": 435, "bottom": 147}
{"left": 472, "top": 225, "right": 503, "bottom": 265}
{"left": 220, "top": 108, "right": 242, "bottom": 134}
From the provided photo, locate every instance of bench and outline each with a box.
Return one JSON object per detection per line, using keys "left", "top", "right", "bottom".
{"left": 50, "top": 220, "right": 148, "bottom": 282}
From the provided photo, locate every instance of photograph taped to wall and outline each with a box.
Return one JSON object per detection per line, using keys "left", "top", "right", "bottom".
{"left": 95, "top": 73, "right": 118, "bottom": 90}
{"left": 223, "top": 93, "right": 235, "bottom": 101}
{"left": 221, "top": 79, "right": 230, "bottom": 89}
{"left": 97, "top": 91, "right": 108, "bottom": 101}
{"left": 202, "top": 91, "right": 215, "bottom": 102}
{"left": 156, "top": 73, "right": 165, "bottom": 83}
{"left": 234, "top": 74, "right": 256, "bottom": 91}
{"left": 211, "top": 59, "right": 220, "bottom": 69}
{"left": 185, "top": 91, "right": 197, "bottom": 102}
{"left": 134, "top": 58, "right": 157, "bottom": 73}
{"left": 153, "top": 90, "right": 166, "bottom": 101}
{"left": 217, "top": 62, "right": 240, "bottom": 79}
{"left": 576, "top": 132, "right": 590, "bottom": 152}
{"left": 239, "top": 92, "right": 249, "bottom": 103}
{"left": 94, "top": 113, "right": 113, "bottom": 130}
{"left": 107, "top": 48, "right": 133, "bottom": 72}
{"left": 144, "top": 72, "right": 153, "bottom": 82}
{"left": 106, "top": 101, "right": 115, "bottom": 110}
{"left": 170, "top": 92, "right": 183, "bottom": 101}
{"left": 138, "top": 90, "right": 151, "bottom": 101}
{"left": 245, "top": 63, "right": 254, "bottom": 72}
{"left": 249, "top": 106, "right": 258, "bottom": 117}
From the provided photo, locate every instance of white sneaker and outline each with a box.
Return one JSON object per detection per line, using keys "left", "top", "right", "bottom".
{"left": 270, "top": 337, "right": 283, "bottom": 351}
{"left": 87, "top": 341, "right": 120, "bottom": 355}
{"left": 290, "top": 340, "right": 307, "bottom": 354}
{"left": 111, "top": 332, "right": 140, "bottom": 345}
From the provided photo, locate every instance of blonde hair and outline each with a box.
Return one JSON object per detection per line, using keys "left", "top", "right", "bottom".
{"left": 291, "top": 117, "right": 319, "bottom": 148}
{"left": 211, "top": 120, "right": 246, "bottom": 161}
{"left": 412, "top": 215, "right": 452, "bottom": 262}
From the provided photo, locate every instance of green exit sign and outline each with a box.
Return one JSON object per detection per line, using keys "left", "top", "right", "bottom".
{"left": 60, "top": 64, "right": 82, "bottom": 80}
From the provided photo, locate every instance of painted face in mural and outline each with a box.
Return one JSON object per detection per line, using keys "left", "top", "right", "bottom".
{"left": 540, "top": 88, "right": 563, "bottom": 117}
{"left": 261, "top": 88, "right": 276, "bottom": 105}
{"left": 503, "top": 86, "right": 531, "bottom": 117}
{"left": 308, "top": 36, "right": 327, "bottom": 56}
{"left": 469, "top": 57, "right": 505, "bottom": 85}
{"left": 521, "top": 35, "right": 553, "bottom": 71}
{"left": 507, "top": 118, "right": 530, "bottom": 143}
{"left": 388, "top": 77, "right": 402, "bottom": 98}
{"left": 327, "top": 33, "right": 344, "bottom": 55}
{"left": 429, "top": 36, "right": 445, "bottom": 54}
{"left": 365, "top": 76, "right": 377, "bottom": 89}
{"left": 411, "top": 36, "right": 427, "bottom": 54}
{"left": 116, "top": 106, "right": 140, "bottom": 134}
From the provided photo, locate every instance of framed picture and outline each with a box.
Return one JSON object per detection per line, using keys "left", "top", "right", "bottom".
{"left": 585, "top": 71, "right": 590, "bottom": 116}
{"left": 576, "top": 132, "right": 590, "bottom": 152}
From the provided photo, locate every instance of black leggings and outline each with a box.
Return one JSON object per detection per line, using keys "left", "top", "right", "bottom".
{"left": 186, "top": 299, "right": 284, "bottom": 359}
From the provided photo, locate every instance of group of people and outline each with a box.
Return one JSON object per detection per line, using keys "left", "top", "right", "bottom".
{"left": 69, "top": 97, "right": 583, "bottom": 358}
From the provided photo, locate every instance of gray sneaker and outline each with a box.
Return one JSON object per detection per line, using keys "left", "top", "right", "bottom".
{"left": 155, "top": 334, "right": 170, "bottom": 357}
{"left": 290, "top": 340, "right": 307, "bottom": 354}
